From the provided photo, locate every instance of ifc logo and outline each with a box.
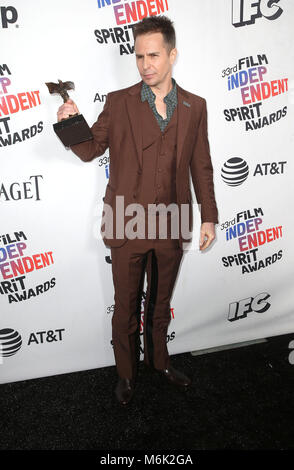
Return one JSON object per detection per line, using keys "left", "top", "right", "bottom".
{"left": 221, "top": 157, "right": 249, "bottom": 186}
{"left": 0, "top": 328, "right": 22, "bottom": 361}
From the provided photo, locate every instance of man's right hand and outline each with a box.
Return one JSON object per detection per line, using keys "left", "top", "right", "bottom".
{"left": 57, "top": 99, "right": 79, "bottom": 122}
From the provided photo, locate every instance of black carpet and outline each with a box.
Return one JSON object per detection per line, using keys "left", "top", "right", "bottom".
{"left": 1, "top": 333, "right": 294, "bottom": 451}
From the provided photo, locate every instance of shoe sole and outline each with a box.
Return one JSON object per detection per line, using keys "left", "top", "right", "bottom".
{"left": 115, "top": 389, "right": 135, "bottom": 405}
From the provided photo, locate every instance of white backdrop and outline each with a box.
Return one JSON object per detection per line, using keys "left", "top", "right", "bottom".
{"left": 1, "top": 0, "right": 294, "bottom": 384}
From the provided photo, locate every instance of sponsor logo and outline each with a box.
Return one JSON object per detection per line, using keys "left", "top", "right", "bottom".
{"left": 221, "top": 157, "right": 249, "bottom": 186}
{"left": 0, "top": 64, "right": 43, "bottom": 147}
{"left": 0, "top": 6, "right": 18, "bottom": 28}
{"left": 98, "top": 152, "right": 110, "bottom": 181}
{"left": 228, "top": 292, "right": 271, "bottom": 321}
{"left": 222, "top": 54, "right": 288, "bottom": 131}
{"left": 0, "top": 328, "right": 22, "bottom": 360}
{"left": 0, "top": 231, "right": 56, "bottom": 304}
{"left": 232, "top": 0, "right": 283, "bottom": 27}
{"left": 221, "top": 207, "right": 283, "bottom": 274}
{"left": 0, "top": 175, "right": 43, "bottom": 202}
{"left": 94, "top": 0, "right": 170, "bottom": 55}
{"left": 221, "top": 158, "right": 287, "bottom": 186}
{"left": 253, "top": 161, "right": 287, "bottom": 176}
{"left": 27, "top": 329, "right": 65, "bottom": 345}
{"left": 0, "top": 328, "right": 65, "bottom": 363}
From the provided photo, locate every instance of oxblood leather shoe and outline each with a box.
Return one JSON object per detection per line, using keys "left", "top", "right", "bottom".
{"left": 157, "top": 365, "right": 191, "bottom": 387}
{"left": 115, "top": 378, "right": 135, "bottom": 405}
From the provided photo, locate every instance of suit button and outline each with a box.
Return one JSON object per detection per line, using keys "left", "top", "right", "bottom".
{"left": 137, "top": 169, "right": 142, "bottom": 175}
{"left": 158, "top": 168, "right": 162, "bottom": 172}
{"left": 157, "top": 185, "right": 161, "bottom": 189}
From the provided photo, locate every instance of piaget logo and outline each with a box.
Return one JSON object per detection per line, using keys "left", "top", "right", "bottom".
{"left": 0, "top": 175, "right": 43, "bottom": 202}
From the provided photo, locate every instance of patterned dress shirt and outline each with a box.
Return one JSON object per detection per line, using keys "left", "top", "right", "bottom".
{"left": 140, "top": 77, "right": 178, "bottom": 132}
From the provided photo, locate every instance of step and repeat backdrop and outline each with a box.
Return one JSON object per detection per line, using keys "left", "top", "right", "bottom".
{"left": 1, "top": 0, "right": 294, "bottom": 384}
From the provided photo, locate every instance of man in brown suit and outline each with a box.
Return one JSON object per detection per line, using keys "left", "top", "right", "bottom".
{"left": 57, "top": 16, "right": 218, "bottom": 405}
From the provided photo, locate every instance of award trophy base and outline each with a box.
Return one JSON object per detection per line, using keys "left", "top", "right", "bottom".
{"left": 53, "top": 114, "right": 93, "bottom": 147}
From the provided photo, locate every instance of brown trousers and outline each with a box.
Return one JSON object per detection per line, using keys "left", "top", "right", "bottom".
{"left": 110, "top": 235, "right": 183, "bottom": 380}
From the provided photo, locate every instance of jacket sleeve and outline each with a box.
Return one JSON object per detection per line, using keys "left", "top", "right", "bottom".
{"left": 190, "top": 98, "right": 219, "bottom": 224}
{"left": 69, "top": 93, "right": 112, "bottom": 162}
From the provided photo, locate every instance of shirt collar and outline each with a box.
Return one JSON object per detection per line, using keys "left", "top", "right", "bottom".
{"left": 141, "top": 77, "right": 177, "bottom": 106}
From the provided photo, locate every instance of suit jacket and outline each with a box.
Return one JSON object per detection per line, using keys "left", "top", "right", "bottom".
{"left": 70, "top": 80, "right": 219, "bottom": 248}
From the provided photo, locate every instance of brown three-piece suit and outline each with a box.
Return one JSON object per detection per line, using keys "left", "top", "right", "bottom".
{"left": 69, "top": 79, "right": 218, "bottom": 381}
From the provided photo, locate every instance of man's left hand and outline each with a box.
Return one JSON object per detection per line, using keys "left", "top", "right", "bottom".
{"left": 199, "top": 222, "right": 216, "bottom": 251}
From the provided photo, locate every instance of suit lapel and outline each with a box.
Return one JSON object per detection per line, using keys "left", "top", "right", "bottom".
{"left": 176, "top": 85, "right": 192, "bottom": 169}
{"left": 126, "top": 82, "right": 143, "bottom": 168}
{"left": 126, "top": 80, "right": 192, "bottom": 170}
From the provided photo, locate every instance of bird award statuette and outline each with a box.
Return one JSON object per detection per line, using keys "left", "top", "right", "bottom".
{"left": 45, "top": 79, "right": 93, "bottom": 147}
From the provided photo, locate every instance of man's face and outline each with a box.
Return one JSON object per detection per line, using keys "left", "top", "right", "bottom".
{"left": 135, "top": 32, "right": 177, "bottom": 88}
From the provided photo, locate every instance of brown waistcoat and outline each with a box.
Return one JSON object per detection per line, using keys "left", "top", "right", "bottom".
{"left": 135, "top": 101, "right": 179, "bottom": 241}
{"left": 138, "top": 100, "right": 178, "bottom": 208}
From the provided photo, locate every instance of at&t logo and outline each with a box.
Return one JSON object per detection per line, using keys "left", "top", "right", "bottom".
{"left": 221, "top": 157, "right": 249, "bottom": 186}
{"left": 0, "top": 328, "right": 22, "bottom": 360}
